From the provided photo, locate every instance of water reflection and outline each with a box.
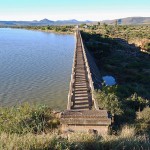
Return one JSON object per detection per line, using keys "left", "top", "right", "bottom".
{"left": 0, "top": 28, "right": 75, "bottom": 110}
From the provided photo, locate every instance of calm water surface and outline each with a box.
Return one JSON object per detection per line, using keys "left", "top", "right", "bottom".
{"left": 0, "top": 28, "right": 75, "bottom": 110}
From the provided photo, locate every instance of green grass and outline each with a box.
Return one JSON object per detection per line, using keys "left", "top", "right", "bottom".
{"left": 81, "top": 28, "right": 150, "bottom": 145}
{"left": 0, "top": 104, "right": 149, "bottom": 149}
{"left": 0, "top": 126, "right": 149, "bottom": 150}
{"left": 0, "top": 103, "right": 59, "bottom": 134}
{"left": 81, "top": 30, "right": 150, "bottom": 99}
{"left": 81, "top": 24, "right": 150, "bottom": 52}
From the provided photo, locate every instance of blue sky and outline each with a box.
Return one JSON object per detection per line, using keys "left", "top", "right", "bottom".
{"left": 0, "top": 0, "right": 150, "bottom": 21}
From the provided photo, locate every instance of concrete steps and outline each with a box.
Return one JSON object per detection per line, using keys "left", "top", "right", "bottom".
{"left": 68, "top": 31, "right": 93, "bottom": 111}
{"left": 61, "top": 30, "right": 111, "bottom": 134}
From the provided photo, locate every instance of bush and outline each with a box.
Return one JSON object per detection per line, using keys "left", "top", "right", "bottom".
{"left": 0, "top": 103, "right": 59, "bottom": 134}
{"left": 137, "top": 107, "right": 150, "bottom": 132}
{"left": 138, "top": 107, "right": 150, "bottom": 123}
{"left": 126, "top": 93, "right": 148, "bottom": 111}
{"left": 95, "top": 91, "right": 123, "bottom": 116}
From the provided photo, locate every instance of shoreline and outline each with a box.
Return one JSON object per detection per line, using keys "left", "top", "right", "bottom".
{"left": 10, "top": 26, "right": 75, "bottom": 34}
{"left": 25, "top": 28, "right": 74, "bottom": 34}
{"left": 0, "top": 26, "right": 75, "bottom": 34}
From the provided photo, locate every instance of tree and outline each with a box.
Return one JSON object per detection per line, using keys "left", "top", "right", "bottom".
{"left": 47, "top": 25, "right": 52, "bottom": 30}
{"left": 115, "top": 20, "right": 118, "bottom": 27}
{"left": 80, "top": 24, "right": 86, "bottom": 28}
{"left": 103, "top": 23, "right": 107, "bottom": 29}
{"left": 98, "top": 22, "right": 100, "bottom": 26}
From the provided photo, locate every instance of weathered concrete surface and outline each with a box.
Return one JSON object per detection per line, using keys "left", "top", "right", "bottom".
{"left": 60, "top": 110, "right": 111, "bottom": 134}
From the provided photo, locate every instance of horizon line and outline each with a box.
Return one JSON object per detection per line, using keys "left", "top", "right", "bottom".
{"left": 0, "top": 16, "right": 149, "bottom": 22}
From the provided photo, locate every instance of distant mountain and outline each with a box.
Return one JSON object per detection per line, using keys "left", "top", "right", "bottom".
{"left": 39, "top": 18, "right": 54, "bottom": 24}
{"left": 55, "top": 19, "right": 91, "bottom": 25}
{"left": 101, "top": 17, "right": 150, "bottom": 25}
{"left": 66, "top": 19, "right": 78, "bottom": 23}
{"left": 0, "top": 18, "right": 92, "bottom": 26}
{"left": 0, "top": 17, "right": 149, "bottom": 26}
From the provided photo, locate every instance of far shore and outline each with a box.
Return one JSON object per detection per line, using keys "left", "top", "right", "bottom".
{"left": 23, "top": 28, "right": 74, "bottom": 34}
{"left": 0, "top": 26, "right": 75, "bottom": 34}
{"left": 7, "top": 26, "right": 75, "bottom": 34}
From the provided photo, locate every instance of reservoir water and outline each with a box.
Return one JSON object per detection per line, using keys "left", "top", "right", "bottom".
{"left": 0, "top": 28, "right": 75, "bottom": 110}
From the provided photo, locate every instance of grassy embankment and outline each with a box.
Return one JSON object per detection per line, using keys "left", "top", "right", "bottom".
{"left": 80, "top": 24, "right": 150, "bottom": 143}
{"left": 0, "top": 104, "right": 150, "bottom": 149}
{"left": 81, "top": 24, "right": 150, "bottom": 53}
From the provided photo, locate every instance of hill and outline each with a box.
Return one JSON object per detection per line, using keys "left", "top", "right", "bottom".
{"left": 102, "top": 17, "right": 150, "bottom": 25}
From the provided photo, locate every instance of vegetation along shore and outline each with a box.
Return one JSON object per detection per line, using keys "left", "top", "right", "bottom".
{"left": 10, "top": 25, "right": 75, "bottom": 34}
{"left": 0, "top": 23, "right": 150, "bottom": 149}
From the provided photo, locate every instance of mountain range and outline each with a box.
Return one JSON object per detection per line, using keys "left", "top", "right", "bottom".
{"left": 0, "top": 17, "right": 149, "bottom": 26}
{"left": 0, "top": 19, "right": 91, "bottom": 26}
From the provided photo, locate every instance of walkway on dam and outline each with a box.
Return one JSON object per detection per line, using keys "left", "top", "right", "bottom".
{"left": 70, "top": 30, "right": 92, "bottom": 110}
{"left": 61, "top": 29, "right": 111, "bottom": 133}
